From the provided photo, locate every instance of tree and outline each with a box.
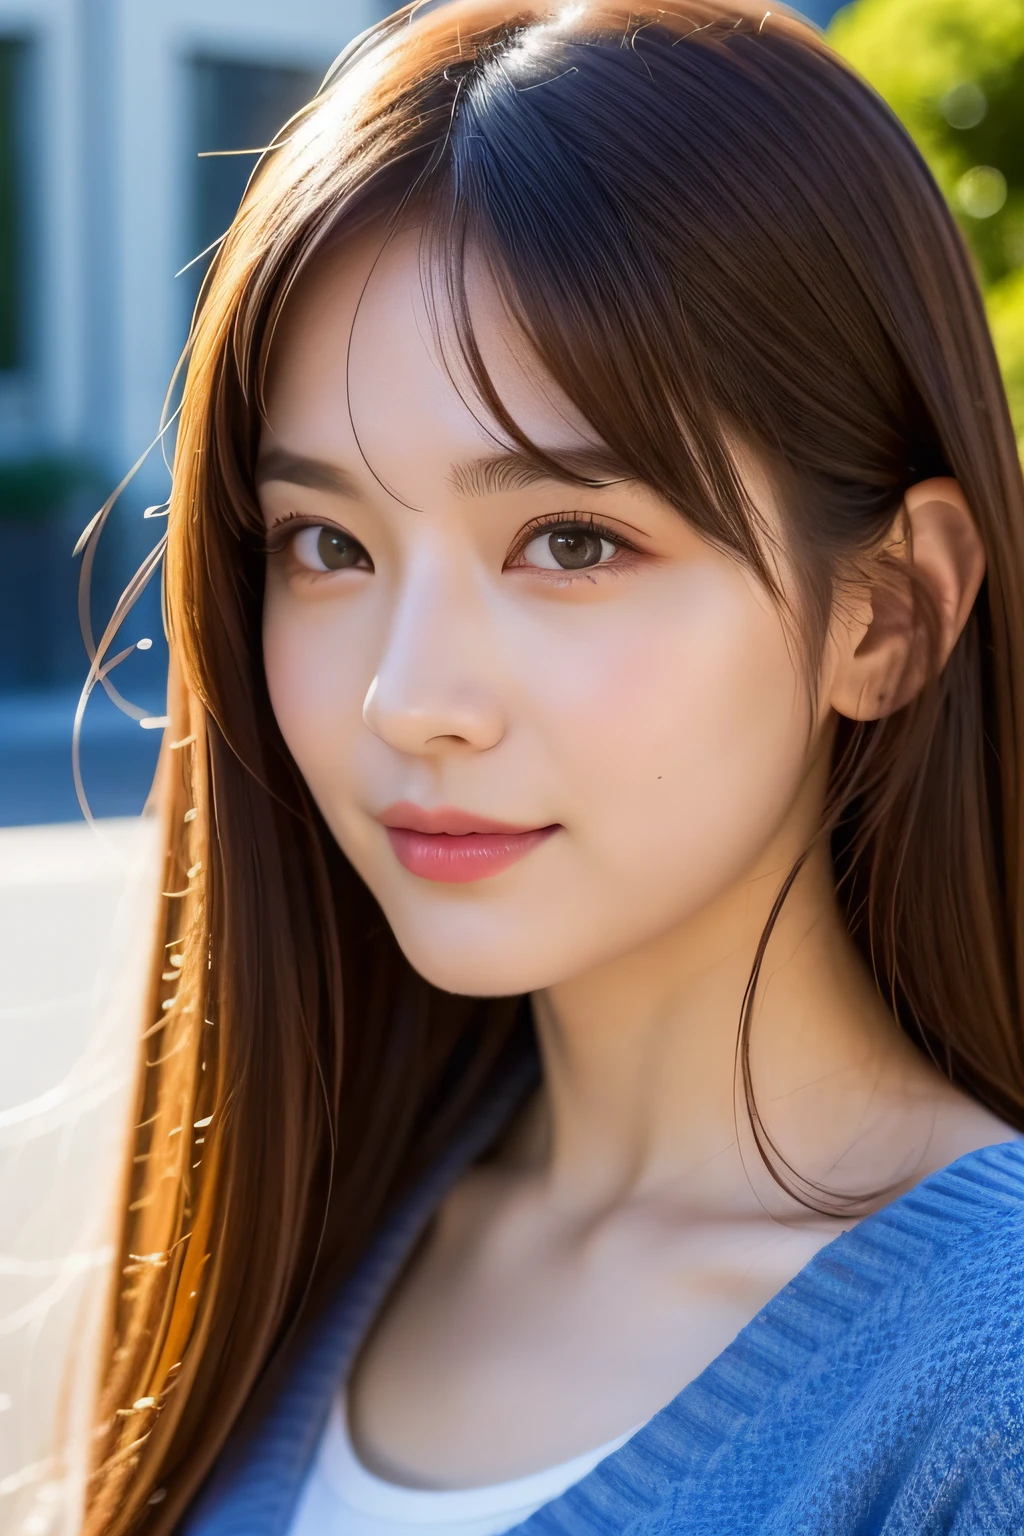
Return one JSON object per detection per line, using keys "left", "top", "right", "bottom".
{"left": 829, "top": 0, "right": 1024, "bottom": 441}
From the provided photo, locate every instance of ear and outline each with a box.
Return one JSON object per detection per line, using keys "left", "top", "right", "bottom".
{"left": 827, "top": 478, "right": 985, "bottom": 722}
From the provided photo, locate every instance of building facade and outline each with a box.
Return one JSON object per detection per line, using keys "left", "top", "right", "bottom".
{"left": 0, "top": 0, "right": 376, "bottom": 492}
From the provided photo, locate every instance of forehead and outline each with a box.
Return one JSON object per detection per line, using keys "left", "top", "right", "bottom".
{"left": 262, "top": 227, "right": 603, "bottom": 503}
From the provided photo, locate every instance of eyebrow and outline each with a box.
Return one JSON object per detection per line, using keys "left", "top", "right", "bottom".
{"left": 447, "top": 448, "right": 633, "bottom": 497}
{"left": 254, "top": 446, "right": 633, "bottom": 500}
{"left": 255, "top": 450, "right": 360, "bottom": 497}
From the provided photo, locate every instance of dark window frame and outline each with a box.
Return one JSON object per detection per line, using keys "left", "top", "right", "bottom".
{"left": 0, "top": 35, "right": 29, "bottom": 376}
{"left": 185, "top": 53, "right": 325, "bottom": 310}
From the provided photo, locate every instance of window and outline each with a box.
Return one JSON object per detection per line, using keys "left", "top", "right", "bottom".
{"left": 0, "top": 39, "right": 25, "bottom": 374}
{"left": 190, "top": 57, "right": 324, "bottom": 289}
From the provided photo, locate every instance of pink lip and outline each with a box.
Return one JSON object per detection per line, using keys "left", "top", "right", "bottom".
{"left": 378, "top": 802, "right": 559, "bottom": 883}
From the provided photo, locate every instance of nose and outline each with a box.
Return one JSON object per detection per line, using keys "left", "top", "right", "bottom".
{"left": 362, "top": 558, "right": 506, "bottom": 757}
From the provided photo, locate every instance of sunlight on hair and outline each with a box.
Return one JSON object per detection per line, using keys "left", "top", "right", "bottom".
{"left": 0, "top": 819, "right": 161, "bottom": 1535}
{"left": 506, "top": 3, "right": 587, "bottom": 63}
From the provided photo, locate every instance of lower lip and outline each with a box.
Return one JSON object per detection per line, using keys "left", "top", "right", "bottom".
{"left": 385, "top": 826, "right": 557, "bottom": 883}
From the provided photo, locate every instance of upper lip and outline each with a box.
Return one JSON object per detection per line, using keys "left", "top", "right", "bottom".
{"left": 377, "top": 802, "right": 549, "bottom": 836}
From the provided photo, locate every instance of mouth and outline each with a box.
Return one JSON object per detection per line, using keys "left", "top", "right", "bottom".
{"left": 377, "top": 802, "right": 559, "bottom": 884}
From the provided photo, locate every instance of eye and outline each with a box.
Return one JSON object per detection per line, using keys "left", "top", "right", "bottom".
{"left": 291, "top": 524, "right": 372, "bottom": 573}
{"left": 522, "top": 526, "right": 618, "bottom": 572}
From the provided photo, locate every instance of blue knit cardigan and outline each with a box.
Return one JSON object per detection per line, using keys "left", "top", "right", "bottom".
{"left": 181, "top": 1067, "right": 1024, "bottom": 1535}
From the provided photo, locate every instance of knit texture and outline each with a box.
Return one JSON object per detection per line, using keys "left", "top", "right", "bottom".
{"left": 180, "top": 1073, "right": 1024, "bottom": 1536}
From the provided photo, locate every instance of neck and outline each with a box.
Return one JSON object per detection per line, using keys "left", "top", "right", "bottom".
{"left": 526, "top": 826, "right": 919, "bottom": 1222}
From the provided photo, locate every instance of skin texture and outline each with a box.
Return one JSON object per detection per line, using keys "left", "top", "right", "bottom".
{"left": 259, "top": 229, "right": 1013, "bottom": 1487}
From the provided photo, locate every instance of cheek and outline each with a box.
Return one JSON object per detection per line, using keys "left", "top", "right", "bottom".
{"left": 260, "top": 557, "right": 815, "bottom": 997}
{"left": 526, "top": 565, "right": 811, "bottom": 912}
{"left": 262, "top": 576, "right": 373, "bottom": 789}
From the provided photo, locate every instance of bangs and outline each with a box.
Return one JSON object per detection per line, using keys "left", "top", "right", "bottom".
{"left": 384, "top": 9, "right": 924, "bottom": 661}
{"left": 420, "top": 21, "right": 778, "bottom": 590}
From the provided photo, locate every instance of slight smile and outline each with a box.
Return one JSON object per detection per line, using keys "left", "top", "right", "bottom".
{"left": 378, "top": 803, "right": 560, "bottom": 883}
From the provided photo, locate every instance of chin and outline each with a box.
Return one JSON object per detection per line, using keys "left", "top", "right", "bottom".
{"left": 380, "top": 907, "right": 562, "bottom": 999}
{"left": 394, "top": 935, "right": 535, "bottom": 998}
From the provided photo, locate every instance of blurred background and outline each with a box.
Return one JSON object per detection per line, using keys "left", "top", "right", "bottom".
{"left": 0, "top": 0, "right": 1021, "bottom": 1526}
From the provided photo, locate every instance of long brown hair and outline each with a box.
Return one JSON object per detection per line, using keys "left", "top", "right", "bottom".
{"left": 85, "top": 2, "right": 1024, "bottom": 1529}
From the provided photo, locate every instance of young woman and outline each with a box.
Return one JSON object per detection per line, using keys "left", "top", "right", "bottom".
{"left": 84, "top": 2, "right": 1024, "bottom": 1532}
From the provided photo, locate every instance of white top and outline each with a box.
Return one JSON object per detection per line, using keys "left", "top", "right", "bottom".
{"left": 288, "top": 1395, "right": 640, "bottom": 1536}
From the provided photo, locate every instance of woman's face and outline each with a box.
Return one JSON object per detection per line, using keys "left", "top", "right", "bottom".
{"left": 259, "top": 230, "right": 825, "bottom": 996}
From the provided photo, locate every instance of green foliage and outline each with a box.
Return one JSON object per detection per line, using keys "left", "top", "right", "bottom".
{"left": 0, "top": 454, "right": 98, "bottom": 522}
{"left": 989, "top": 267, "right": 1024, "bottom": 439}
{"left": 829, "top": 0, "right": 1024, "bottom": 440}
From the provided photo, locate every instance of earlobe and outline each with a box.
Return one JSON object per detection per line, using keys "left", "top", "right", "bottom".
{"left": 828, "top": 477, "right": 985, "bottom": 723}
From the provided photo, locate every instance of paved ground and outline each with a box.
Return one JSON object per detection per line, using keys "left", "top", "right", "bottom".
{"left": 0, "top": 692, "right": 159, "bottom": 1099}
{"left": 0, "top": 816, "right": 156, "bottom": 1522}
{"left": 0, "top": 815, "right": 154, "bottom": 1103}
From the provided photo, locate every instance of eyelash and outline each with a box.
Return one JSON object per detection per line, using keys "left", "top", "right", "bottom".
{"left": 260, "top": 512, "right": 320, "bottom": 558}
{"left": 504, "top": 511, "right": 641, "bottom": 573}
{"left": 261, "top": 510, "right": 641, "bottom": 575}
